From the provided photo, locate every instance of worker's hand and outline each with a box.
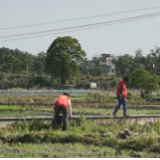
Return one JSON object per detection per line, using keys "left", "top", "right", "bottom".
{"left": 69, "top": 115, "right": 72, "bottom": 119}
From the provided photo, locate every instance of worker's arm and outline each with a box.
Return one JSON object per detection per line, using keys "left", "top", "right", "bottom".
{"left": 119, "top": 85, "right": 124, "bottom": 98}
{"left": 54, "top": 98, "right": 58, "bottom": 109}
{"left": 68, "top": 99, "right": 72, "bottom": 118}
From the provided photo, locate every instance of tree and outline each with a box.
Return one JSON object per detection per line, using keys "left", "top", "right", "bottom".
{"left": 150, "top": 46, "right": 160, "bottom": 57}
{"left": 19, "top": 52, "right": 33, "bottom": 73}
{"left": 32, "top": 56, "right": 44, "bottom": 74}
{"left": 0, "top": 51, "right": 16, "bottom": 73}
{"left": 144, "top": 74, "right": 159, "bottom": 98}
{"left": 149, "top": 46, "right": 160, "bottom": 75}
{"left": 129, "top": 69, "right": 159, "bottom": 98}
{"left": 45, "top": 36, "right": 86, "bottom": 87}
{"left": 33, "top": 52, "right": 46, "bottom": 74}
{"left": 112, "top": 56, "right": 133, "bottom": 77}
{"left": 91, "top": 57, "right": 106, "bottom": 76}
{"left": 12, "top": 59, "right": 23, "bottom": 74}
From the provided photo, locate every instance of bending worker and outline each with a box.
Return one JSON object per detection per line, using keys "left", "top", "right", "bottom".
{"left": 52, "top": 92, "right": 72, "bottom": 131}
{"left": 113, "top": 77, "right": 129, "bottom": 117}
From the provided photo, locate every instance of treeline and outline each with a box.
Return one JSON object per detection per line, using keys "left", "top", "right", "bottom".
{"left": 0, "top": 47, "right": 114, "bottom": 89}
{"left": 113, "top": 47, "right": 160, "bottom": 77}
{"left": 0, "top": 47, "right": 46, "bottom": 74}
{"left": 0, "top": 47, "right": 48, "bottom": 89}
{"left": 0, "top": 73, "right": 118, "bottom": 90}
{"left": 1, "top": 45, "right": 160, "bottom": 90}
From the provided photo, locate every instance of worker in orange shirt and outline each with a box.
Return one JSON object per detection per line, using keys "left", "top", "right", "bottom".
{"left": 52, "top": 92, "right": 72, "bottom": 131}
{"left": 113, "top": 77, "right": 129, "bottom": 117}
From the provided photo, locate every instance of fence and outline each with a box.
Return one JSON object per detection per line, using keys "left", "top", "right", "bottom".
{"left": 0, "top": 90, "right": 102, "bottom": 96}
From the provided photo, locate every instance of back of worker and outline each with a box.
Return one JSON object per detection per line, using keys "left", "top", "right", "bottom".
{"left": 55, "top": 95, "right": 69, "bottom": 108}
{"left": 52, "top": 93, "right": 72, "bottom": 131}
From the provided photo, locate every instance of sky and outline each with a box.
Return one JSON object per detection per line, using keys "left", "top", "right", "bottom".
{"left": 0, "top": 0, "right": 160, "bottom": 59}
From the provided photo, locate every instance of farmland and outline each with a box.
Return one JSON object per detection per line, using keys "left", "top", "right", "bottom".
{"left": 0, "top": 116, "right": 160, "bottom": 158}
{"left": 0, "top": 91, "right": 159, "bottom": 117}
{"left": 0, "top": 91, "right": 160, "bottom": 157}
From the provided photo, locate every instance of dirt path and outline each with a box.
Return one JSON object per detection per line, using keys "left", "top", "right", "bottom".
{"left": 0, "top": 115, "right": 159, "bottom": 127}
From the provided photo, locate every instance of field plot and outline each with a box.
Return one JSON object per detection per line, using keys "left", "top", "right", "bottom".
{"left": 0, "top": 92, "right": 159, "bottom": 158}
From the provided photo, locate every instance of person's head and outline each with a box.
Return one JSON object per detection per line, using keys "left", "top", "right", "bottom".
{"left": 63, "top": 92, "right": 70, "bottom": 97}
{"left": 123, "top": 77, "right": 129, "bottom": 84}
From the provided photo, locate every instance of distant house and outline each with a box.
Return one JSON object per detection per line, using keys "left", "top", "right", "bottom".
{"left": 100, "top": 53, "right": 116, "bottom": 75}
{"left": 85, "top": 53, "right": 130, "bottom": 76}
{"left": 85, "top": 53, "right": 116, "bottom": 76}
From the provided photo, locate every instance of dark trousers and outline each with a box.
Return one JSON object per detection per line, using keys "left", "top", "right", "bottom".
{"left": 52, "top": 106, "right": 68, "bottom": 131}
{"left": 113, "top": 95, "right": 127, "bottom": 116}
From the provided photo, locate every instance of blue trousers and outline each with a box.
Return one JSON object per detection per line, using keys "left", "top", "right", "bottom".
{"left": 113, "top": 95, "right": 127, "bottom": 116}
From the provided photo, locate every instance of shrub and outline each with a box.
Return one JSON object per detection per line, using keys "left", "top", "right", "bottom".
{"left": 119, "top": 135, "right": 157, "bottom": 151}
{"left": 127, "top": 92, "right": 132, "bottom": 100}
{"left": 110, "top": 80, "right": 117, "bottom": 87}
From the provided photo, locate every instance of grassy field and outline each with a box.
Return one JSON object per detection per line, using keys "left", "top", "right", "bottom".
{"left": 0, "top": 106, "right": 160, "bottom": 118}
{"left": 0, "top": 142, "right": 132, "bottom": 158}
{"left": 0, "top": 142, "right": 150, "bottom": 158}
{"left": 0, "top": 116, "right": 159, "bottom": 157}
{"left": 0, "top": 92, "right": 159, "bottom": 157}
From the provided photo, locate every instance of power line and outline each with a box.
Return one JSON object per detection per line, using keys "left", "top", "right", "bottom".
{"left": 0, "top": 11, "right": 160, "bottom": 40}
{"left": 0, "top": 11, "right": 160, "bottom": 42}
{"left": 1, "top": 5, "right": 160, "bottom": 30}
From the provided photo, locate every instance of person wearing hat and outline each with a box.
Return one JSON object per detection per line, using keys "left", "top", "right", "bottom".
{"left": 113, "top": 77, "right": 129, "bottom": 117}
{"left": 52, "top": 92, "right": 72, "bottom": 131}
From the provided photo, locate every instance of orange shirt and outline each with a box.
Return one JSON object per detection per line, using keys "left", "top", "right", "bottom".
{"left": 55, "top": 95, "right": 69, "bottom": 108}
{"left": 116, "top": 81, "right": 127, "bottom": 98}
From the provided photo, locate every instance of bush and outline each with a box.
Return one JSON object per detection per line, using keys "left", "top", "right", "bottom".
{"left": 127, "top": 92, "right": 132, "bottom": 100}
{"left": 119, "top": 136, "right": 157, "bottom": 151}
{"left": 110, "top": 80, "right": 117, "bottom": 87}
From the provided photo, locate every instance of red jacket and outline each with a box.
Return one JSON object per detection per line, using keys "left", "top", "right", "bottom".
{"left": 116, "top": 81, "right": 127, "bottom": 98}
{"left": 55, "top": 95, "right": 69, "bottom": 108}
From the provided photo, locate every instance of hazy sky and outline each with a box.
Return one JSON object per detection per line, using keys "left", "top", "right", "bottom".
{"left": 0, "top": 0, "right": 160, "bottom": 59}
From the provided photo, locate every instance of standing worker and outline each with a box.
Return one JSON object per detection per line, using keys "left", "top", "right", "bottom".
{"left": 52, "top": 92, "right": 72, "bottom": 131}
{"left": 113, "top": 77, "right": 129, "bottom": 117}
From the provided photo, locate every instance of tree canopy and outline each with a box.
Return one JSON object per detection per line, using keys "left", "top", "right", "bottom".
{"left": 45, "top": 36, "right": 86, "bottom": 87}
{"left": 129, "top": 68, "right": 159, "bottom": 98}
{"left": 112, "top": 47, "right": 160, "bottom": 77}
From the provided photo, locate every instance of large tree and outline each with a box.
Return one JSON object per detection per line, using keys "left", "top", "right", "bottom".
{"left": 45, "top": 36, "right": 86, "bottom": 87}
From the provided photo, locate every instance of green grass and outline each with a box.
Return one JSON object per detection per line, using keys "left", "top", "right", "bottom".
{"left": 0, "top": 117, "right": 159, "bottom": 157}
{"left": 0, "top": 93, "right": 159, "bottom": 157}
{"left": 0, "top": 106, "right": 25, "bottom": 111}
{"left": 73, "top": 108, "right": 160, "bottom": 116}
{"left": 0, "top": 142, "right": 155, "bottom": 158}
{"left": 0, "top": 116, "right": 159, "bottom": 157}
{"left": 0, "top": 142, "right": 132, "bottom": 158}
{"left": 0, "top": 107, "right": 160, "bottom": 117}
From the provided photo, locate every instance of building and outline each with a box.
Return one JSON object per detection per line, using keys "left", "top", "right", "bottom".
{"left": 85, "top": 53, "right": 130, "bottom": 76}
{"left": 101, "top": 53, "right": 116, "bottom": 75}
